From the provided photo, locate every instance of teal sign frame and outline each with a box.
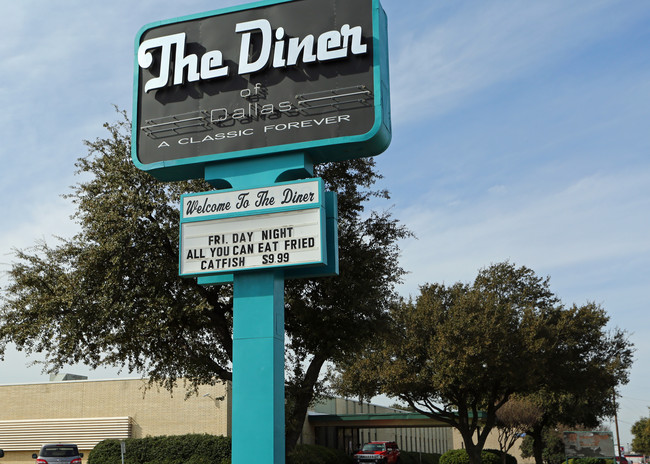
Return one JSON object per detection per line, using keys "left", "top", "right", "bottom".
{"left": 132, "top": 0, "right": 391, "bottom": 181}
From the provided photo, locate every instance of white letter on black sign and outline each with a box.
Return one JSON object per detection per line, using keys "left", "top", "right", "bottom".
{"left": 139, "top": 33, "right": 229, "bottom": 91}
{"left": 286, "top": 35, "right": 316, "bottom": 66}
{"left": 341, "top": 24, "right": 367, "bottom": 55}
{"left": 138, "top": 33, "right": 185, "bottom": 92}
{"left": 201, "top": 50, "right": 229, "bottom": 79}
{"left": 236, "top": 19, "right": 272, "bottom": 74}
{"left": 317, "top": 30, "right": 346, "bottom": 61}
{"left": 173, "top": 34, "right": 200, "bottom": 85}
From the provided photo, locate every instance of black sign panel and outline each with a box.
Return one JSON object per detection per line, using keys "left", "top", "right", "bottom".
{"left": 133, "top": 0, "right": 390, "bottom": 181}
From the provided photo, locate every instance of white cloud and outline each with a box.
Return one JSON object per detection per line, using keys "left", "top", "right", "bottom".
{"left": 388, "top": 0, "right": 648, "bottom": 123}
{"left": 0, "top": 194, "right": 78, "bottom": 287}
{"left": 396, "top": 167, "right": 650, "bottom": 296}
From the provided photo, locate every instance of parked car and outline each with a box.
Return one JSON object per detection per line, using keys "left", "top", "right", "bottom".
{"left": 624, "top": 455, "right": 647, "bottom": 464}
{"left": 0, "top": 448, "right": 4, "bottom": 458}
{"left": 32, "top": 444, "right": 83, "bottom": 464}
{"left": 354, "top": 441, "right": 400, "bottom": 463}
{"left": 616, "top": 457, "right": 629, "bottom": 464}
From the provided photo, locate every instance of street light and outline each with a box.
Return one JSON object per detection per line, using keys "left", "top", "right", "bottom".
{"left": 203, "top": 393, "right": 222, "bottom": 408}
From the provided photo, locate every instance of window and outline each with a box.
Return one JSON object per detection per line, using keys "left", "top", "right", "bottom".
{"left": 42, "top": 446, "right": 78, "bottom": 458}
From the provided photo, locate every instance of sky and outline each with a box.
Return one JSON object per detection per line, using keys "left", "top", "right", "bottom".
{"left": 1, "top": 0, "right": 649, "bottom": 452}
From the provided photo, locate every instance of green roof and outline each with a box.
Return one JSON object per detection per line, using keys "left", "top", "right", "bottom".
{"left": 308, "top": 411, "right": 485, "bottom": 428}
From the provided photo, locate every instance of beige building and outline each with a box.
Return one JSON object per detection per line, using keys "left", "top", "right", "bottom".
{"left": 0, "top": 378, "right": 229, "bottom": 464}
{"left": 0, "top": 376, "right": 529, "bottom": 464}
{"left": 304, "top": 396, "right": 454, "bottom": 455}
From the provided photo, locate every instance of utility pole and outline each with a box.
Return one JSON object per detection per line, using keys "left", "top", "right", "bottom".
{"left": 613, "top": 391, "right": 623, "bottom": 458}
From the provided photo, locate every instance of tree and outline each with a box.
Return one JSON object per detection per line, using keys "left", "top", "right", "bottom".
{"left": 520, "top": 427, "right": 565, "bottom": 464}
{"left": 0, "top": 111, "right": 410, "bottom": 453}
{"left": 518, "top": 301, "right": 634, "bottom": 464}
{"left": 631, "top": 413, "right": 650, "bottom": 454}
{"left": 495, "top": 397, "right": 543, "bottom": 464}
{"left": 520, "top": 388, "right": 622, "bottom": 464}
{"left": 283, "top": 158, "right": 411, "bottom": 449}
{"left": 334, "top": 262, "right": 633, "bottom": 464}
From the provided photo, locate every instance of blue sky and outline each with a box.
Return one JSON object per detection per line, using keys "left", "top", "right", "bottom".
{"left": 1, "top": 0, "right": 648, "bottom": 450}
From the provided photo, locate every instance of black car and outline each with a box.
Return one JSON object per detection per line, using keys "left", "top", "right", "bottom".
{"left": 32, "top": 444, "right": 83, "bottom": 464}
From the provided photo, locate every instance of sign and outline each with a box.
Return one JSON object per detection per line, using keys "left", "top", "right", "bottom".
{"left": 179, "top": 179, "right": 326, "bottom": 276}
{"left": 131, "top": 1, "right": 389, "bottom": 461}
{"left": 133, "top": 0, "right": 390, "bottom": 181}
{"left": 182, "top": 180, "right": 320, "bottom": 219}
{"left": 563, "top": 431, "right": 615, "bottom": 458}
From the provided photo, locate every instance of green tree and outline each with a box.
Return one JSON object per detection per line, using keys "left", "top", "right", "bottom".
{"left": 496, "top": 396, "right": 543, "bottom": 464}
{"left": 520, "top": 427, "right": 565, "bottom": 464}
{"left": 631, "top": 414, "right": 650, "bottom": 454}
{"left": 519, "top": 303, "right": 633, "bottom": 464}
{"left": 334, "top": 262, "right": 633, "bottom": 464}
{"left": 0, "top": 112, "right": 410, "bottom": 453}
{"left": 283, "top": 158, "right": 411, "bottom": 449}
{"left": 520, "top": 389, "right": 622, "bottom": 464}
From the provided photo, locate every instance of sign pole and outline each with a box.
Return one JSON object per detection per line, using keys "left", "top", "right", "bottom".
{"left": 232, "top": 270, "right": 285, "bottom": 464}
{"left": 203, "top": 154, "right": 314, "bottom": 464}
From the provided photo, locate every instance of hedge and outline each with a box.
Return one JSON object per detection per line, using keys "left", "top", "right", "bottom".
{"left": 568, "top": 459, "right": 615, "bottom": 464}
{"left": 89, "top": 435, "right": 452, "bottom": 464}
{"left": 400, "top": 451, "right": 443, "bottom": 464}
{"left": 440, "top": 448, "right": 517, "bottom": 464}
{"left": 88, "top": 436, "right": 357, "bottom": 464}
{"left": 87, "top": 434, "right": 231, "bottom": 464}
{"left": 485, "top": 449, "right": 517, "bottom": 464}
{"left": 287, "top": 444, "right": 354, "bottom": 464}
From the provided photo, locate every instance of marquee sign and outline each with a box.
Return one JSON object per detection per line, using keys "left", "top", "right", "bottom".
{"left": 132, "top": 0, "right": 390, "bottom": 181}
{"left": 179, "top": 179, "right": 327, "bottom": 276}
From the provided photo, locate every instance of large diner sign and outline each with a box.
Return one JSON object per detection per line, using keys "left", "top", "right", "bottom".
{"left": 132, "top": 1, "right": 390, "bottom": 463}
{"left": 133, "top": 0, "right": 390, "bottom": 181}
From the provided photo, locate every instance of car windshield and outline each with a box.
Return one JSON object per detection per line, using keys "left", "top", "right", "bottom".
{"left": 41, "top": 446, "right": 78, "bottom": 457}
{"left": 362, "top": 443, "right": 386, "bottom": 452}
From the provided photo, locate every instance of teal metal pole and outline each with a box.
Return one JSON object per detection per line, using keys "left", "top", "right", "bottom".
{"left": 232, "top": 270, "right": 285, "bottom": 464}
{"left": 204, "top": 154, "right": 314, "bottom": 464}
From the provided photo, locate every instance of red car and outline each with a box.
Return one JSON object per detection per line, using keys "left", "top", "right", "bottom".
{"left": 354, "top": 441, "right": 401, "bottom": 464}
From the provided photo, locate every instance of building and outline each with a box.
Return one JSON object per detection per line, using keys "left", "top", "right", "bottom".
{"left": 0, "top": 376, "right": 531, "bottom": 464}
{"left": 304, "top": 396, "right": 454, "bottom": 455}
{"left": 0, "top": 377, "right": 229, "bottom": 463}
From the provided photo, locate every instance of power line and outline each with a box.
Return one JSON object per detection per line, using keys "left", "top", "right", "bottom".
{"left": 619, "top": 395, "right": 649, "bottom": 403}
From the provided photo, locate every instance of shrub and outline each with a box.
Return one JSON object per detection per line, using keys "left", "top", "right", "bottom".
{"left": 440, "top": 448, "right": 514, "bottom": 464}
{"left": 287, "top": 444, "right": 354, "bottom": 464}
{"left": 87, "top": 434, "right": 231, "bottom": 464}
{"left": 400, "top": 450, "right": 442, "bottom": 464}
{"left": 485, "top": 449, "right": 517, "bottom": 464}
{"left": 568, "top": 459, "right": 615, "bottom": 464}
{"left": 86, "top": 439, "right": 121, "bottom": 464}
